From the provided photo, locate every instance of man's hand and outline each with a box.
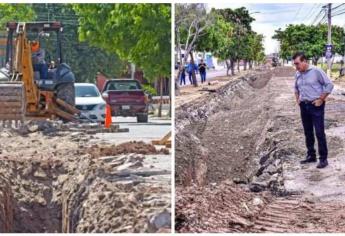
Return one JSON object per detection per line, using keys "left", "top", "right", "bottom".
{"left": 312, "top": 98, "right": 324, "bottom": 107}
{"left": 296, "top": 98, "right": 301, "bottom": 105}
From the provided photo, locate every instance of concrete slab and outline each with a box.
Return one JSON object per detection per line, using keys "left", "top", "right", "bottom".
{"left": 92, "top": 117, "right": 171, "bottom": 145}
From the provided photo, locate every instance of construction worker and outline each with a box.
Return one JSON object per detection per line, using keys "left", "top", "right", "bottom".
{"left": 293, "top": 51, "right": 334, "bottom": 168}
{"left": 31, "top": 40, "right": 48, "bottom": 80}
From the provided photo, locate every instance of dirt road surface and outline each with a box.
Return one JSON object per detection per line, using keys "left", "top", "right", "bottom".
{"left": 0, "top": 120, "right": 171, "bottom": 233}
{"left": 175, "top": 66, "right": 345, "bottom": 233}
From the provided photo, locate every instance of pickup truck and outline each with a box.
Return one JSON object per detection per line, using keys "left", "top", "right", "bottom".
{"left": 101, "top": 79, "right": 149, "bottom": 123}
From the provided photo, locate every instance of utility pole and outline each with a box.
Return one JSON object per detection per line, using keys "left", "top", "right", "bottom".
{"left": 326, "top": 3, "right": 332, "bottom": 77}
{"left": 343, "top": 24, "right": 345, "bottom": 63}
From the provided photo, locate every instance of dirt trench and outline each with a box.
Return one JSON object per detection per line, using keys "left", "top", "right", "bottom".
{"left": 175, "top": 69, "right": 274, "bottom": 186}
{"left": 175, "top": 66, "right": 345, "bottom": 232}
{"left": 0, "top": 132, "right": 171, "bottom": 233}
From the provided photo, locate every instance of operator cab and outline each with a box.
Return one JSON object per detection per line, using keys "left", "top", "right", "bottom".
{"left": 5, "top": 21, "right": 75, "bottom": 91}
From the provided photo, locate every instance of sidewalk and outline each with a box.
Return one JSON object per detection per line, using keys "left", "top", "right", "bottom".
{"left": 175, "top": 68, "right": 258, "bottom": 108}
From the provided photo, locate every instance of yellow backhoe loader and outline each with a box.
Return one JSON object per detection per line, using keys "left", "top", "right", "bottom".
{"left": 0, "top": 21, "right": 80, "bottom": 126}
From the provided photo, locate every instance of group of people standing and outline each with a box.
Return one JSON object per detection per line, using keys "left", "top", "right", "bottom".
{"left": 179, "top": 59, "right": 207, "bottom": 85}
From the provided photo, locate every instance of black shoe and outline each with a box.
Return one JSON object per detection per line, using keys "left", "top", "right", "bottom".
{"left": 300, "top": 155, "right": 317, "bottom": 164}
{"left": 316, "top": 160, "right": 328, "bottom": 169}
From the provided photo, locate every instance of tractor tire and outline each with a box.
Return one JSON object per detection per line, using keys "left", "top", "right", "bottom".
{"left": 137, "top": 113, "right": 148, "bottom": 123}
{"left": 56, "top": 82, "right": 75, "bottom": 107}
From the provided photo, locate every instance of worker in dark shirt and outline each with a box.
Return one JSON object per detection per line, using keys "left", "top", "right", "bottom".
{"left": 31, "top": 40, "right": 48, "bottom": 80}
{"left": 198, "top": 59, "right": 207, "bottom": 83}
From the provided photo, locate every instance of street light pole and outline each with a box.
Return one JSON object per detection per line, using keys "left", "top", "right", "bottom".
{"left": 327, "top": 3, "right": 332, "bottom": 77}
{"left": 343, "top": 25, "right": 345, "bottom": 63}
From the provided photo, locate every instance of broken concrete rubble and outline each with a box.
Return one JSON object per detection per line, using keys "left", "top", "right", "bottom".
{"left": 0, "top": 128, "right": 171, "bottom": 233}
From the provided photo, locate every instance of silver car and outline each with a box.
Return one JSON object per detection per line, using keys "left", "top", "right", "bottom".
{"left": 75, "top": 83, "right": 106, "bottom": 122}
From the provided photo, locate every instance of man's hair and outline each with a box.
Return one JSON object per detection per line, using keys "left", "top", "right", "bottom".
{"left": 292, "top": 52, "right": 308, "bottom": 61}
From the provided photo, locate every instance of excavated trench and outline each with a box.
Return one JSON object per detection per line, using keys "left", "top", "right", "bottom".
{"left": 0, "top": 133, "right": 171, "bottom": 233}
{"left": 176, "top": 68, "right": 279, "bottom": 189}
{"left": 175, "top": 67, "right": 345, "bottom": 232}
{"left": 0, "top": 157, "right": 67, "bottom": 232}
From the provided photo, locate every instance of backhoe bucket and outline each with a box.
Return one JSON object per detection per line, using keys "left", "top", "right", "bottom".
{"left": 0, "top": 82, "right": 25, "bottom": 127}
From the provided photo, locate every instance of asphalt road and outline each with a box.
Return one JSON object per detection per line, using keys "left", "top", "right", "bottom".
{"left": 93, "top": 116, "right": 171, "bottom": 145}
{"left": 178, "top": 68, "right": 228, "bottom": 87}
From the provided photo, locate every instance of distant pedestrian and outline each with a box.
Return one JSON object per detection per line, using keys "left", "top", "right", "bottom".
{"left": 339, "top": 60, "right": 345, "bottom": 78}
{"left": 180, "top": 66, "right": 186, "bottom": 85}
{"left": 293, "top": 51, "right": 334, "bottom": 169}
{"left": 187, "top": 60, "right": 197, "bottom": 85}
{"left": 198, "top": 59, "right": 207, "bottom": 83}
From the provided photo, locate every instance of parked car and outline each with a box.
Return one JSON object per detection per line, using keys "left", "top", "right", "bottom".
{"left": 75, "top": 83, "right": 106, "bottom": 122}
{"left": 101, "top": 79, "right": 149, "bottom": 123}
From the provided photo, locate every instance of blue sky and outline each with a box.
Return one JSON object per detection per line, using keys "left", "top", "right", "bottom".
{"left": 207, "top": 3, "right": 345, "bottom": 54}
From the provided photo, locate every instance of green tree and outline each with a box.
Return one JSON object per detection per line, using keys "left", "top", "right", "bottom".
{"left": 0, "top": 4, "right": 36, "bottom": 28}
{"left": 273, "top": 24, "right": 345, "bottom": 66}
{"left": 196, "top": 11, "right": 234, "bottom": 75}
{"left": 197, "top": 7, "right": 261, "bottom": 76}
{"left": 73, "top": 4, "right": 171, "bottom": 83}
{"left": 216, "top": 7, "right": 255, "bottom": 75}
{"left": 32, "top": 4, "right": 126, "bottom": 83}
{"left": 175, "top": 3, "right": 214, "bottom": 87}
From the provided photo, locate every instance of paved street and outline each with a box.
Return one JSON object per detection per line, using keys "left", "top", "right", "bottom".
{"left": 93, "top": 116, "right": 171, "bottom": 145}
{"left": 178, "top": 67, "right": 251, "bottom": 87}
{"left": 178, "top": 68, "right": 227, "bottom": 86}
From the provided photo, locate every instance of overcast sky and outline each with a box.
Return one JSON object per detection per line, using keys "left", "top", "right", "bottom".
{"left": 207, "top": 3, "right": 345, "bottom": 55}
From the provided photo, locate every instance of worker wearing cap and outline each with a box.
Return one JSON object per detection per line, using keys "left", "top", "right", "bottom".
{"left": 293, "top": 51, "right": 334, "bottom": 169}
{"left": 31, "top": 40, "right": 48, "bottom": 80}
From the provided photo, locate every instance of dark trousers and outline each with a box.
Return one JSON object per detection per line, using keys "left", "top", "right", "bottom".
{"left": 200, "top": 71, "right": 206, "bottom": 83}
{"left": 188, "top": 72, "right": 193, "bottom": 84}
{"left": 300, "top": 102, "right": 328, "bottom": 160}
{"left": 180, "top": 73, "right": 186, "bottom": 85}
{"left": 33, "top": 63, "right": 48, "bottom": 80}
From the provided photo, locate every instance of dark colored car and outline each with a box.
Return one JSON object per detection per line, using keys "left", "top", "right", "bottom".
{"left": 101, "top": 79, "right": 149, "bottom": 123}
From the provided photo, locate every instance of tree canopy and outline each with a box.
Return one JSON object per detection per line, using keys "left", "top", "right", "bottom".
{"left": 273, "top": 24, "right": 345, "bottom": 65}
{"left": 190, "top": 6, "right": 265, "bottom": 75}
{"left": 73, "top": 3, "right": 171, "bottom": 82}
{"left": 0, "top": 3, "right": 127, "bottom": 82}
{"left": 0, "top": 3, "right": 36, "bottom": 27}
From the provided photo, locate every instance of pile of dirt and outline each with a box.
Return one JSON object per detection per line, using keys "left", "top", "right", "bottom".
{"left": 175, "top": 181, "right": 271, "bottom": 233}
{"left": 175, "top": 70, "right": 273, "bottom": 186}
{"left": 272, "top": 66, "right": 295, "bottom": 77}
{"left": 0, "top": 132, "right": 171, "bottom": 233}
{"left": 63, "top": 175, "right": 170, "bottom": 233}
{"left": 0, "top": 177, "right": 13, "bottom": 233}
{"left": 249, "top": 196, "right": 345, "bottom": 233}
{"left": 247, "top": 71, "right": 273, "bottom": 89}
{"left": 87, "top": 141, "right": 170, "bottom": 158}
{"left": 0, "top": 156, "right": 67, "bottom": 232}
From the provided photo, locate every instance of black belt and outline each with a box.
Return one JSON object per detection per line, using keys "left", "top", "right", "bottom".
{"left": 300, "top": 100, "right": 314, "bottom": 104}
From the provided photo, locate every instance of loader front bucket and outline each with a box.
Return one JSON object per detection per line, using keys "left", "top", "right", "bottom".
{"left": 0, "top": 82, "right": 25, "bottom": 127}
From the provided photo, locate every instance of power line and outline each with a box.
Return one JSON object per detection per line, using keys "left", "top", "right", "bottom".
{"left": 303, "top": 4, "right": 318, "bottom": 22}
{"left": 293, "top": 4, "right": 304, "bottom": 22}
{"left": 317, "top": 13, "right": 327, "bottom": 25}
{"left": 332, "top": 11, "right": 345, "bottom": 17}
{"left": 311, "top": 8, "right": 324, "bottom": 25}
{"left": 332, "top": 3, "right": 345, "bottom": 11}
{"left": 258, "top": 10, "right": 296, "bottom": 14}
{"left": 307, "top": 4, "right": 323, "bottom": 25}
{"left": 332, "top": 9, "right": 345, "bottom": 16}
